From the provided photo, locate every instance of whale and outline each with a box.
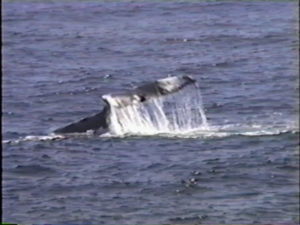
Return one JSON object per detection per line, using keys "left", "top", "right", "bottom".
{"left": 53, "top": 75, "right": 196, "bottom": 134}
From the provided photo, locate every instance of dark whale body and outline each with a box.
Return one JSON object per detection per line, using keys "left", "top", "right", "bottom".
{"left": 53, "top": 107, "right": 109, "bottom": 134}
{"left": 54, "top": 75, "right": 196, "bottom": 134}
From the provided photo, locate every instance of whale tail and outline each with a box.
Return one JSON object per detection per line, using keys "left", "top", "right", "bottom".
{"left": 53, "top": 75, "right": 196, "bottom": 134}
{"left": 101, "top": 75, "right": 196, "bottom": 108}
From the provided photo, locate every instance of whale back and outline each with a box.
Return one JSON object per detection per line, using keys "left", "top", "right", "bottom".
{"left": 53, "top": 107, "right": 108, "bottom": 134}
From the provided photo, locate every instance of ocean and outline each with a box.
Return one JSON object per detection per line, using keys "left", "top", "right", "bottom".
{"left": 2, "top": 1, "right": 299, "bottom": 224}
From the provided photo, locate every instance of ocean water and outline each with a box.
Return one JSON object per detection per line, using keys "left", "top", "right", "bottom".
{"left": 2, "top": 1, "right": 299, "bottom": 224}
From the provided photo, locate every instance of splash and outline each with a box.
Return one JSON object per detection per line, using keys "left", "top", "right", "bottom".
{"left": 104, "top": 86, "right": 209, "bottom": 136}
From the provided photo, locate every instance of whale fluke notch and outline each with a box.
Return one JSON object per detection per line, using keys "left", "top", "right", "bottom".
{"left": 53, "top": 75, "right": 196, "bottom": 134}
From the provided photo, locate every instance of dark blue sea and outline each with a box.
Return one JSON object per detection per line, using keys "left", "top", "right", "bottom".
{"left": 2, "top": 1, "right": 299, "bottom": 224}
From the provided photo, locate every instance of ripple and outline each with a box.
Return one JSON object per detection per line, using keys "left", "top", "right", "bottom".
{"left": 10, "top": 164, "right": 57, "bottom": 176}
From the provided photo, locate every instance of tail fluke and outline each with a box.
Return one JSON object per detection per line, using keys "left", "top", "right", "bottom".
{"left": 105, "top": 75, "right": 196, "bottom": 108}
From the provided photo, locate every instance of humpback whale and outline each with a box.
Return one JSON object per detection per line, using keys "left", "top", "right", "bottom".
{"left": 54, "top": 75, "right": 196, "bottom": 134}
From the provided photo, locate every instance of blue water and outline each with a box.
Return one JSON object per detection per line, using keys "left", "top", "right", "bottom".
{"left": 2, "top": 1, "right": 299, "bottom": 224}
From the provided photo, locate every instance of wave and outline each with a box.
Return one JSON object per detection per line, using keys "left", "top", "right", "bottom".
{"left": 9, "top": 164, "right": 57, "bottom": 175}
{"left": 2, "top": 123, "right": 298, "bottom": 145}
{"left": 2, "top": 134, "right": 67, "bottom": 144}
{"left": 101, "top": 123, "right": 298, "bottom": 139}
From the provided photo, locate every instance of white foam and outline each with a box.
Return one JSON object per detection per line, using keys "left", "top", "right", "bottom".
{"left": 2, "top": 134, "right": 67, "bottom": 144}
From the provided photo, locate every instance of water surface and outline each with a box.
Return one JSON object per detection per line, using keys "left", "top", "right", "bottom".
{"left": 2, "top": 1, "right": 299, "bottom": 224}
